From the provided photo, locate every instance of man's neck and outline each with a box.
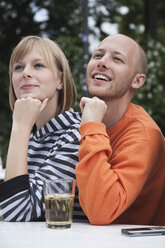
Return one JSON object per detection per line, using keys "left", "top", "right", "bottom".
{"left": 102, "top": 97, "right": 131, "bottom": 129}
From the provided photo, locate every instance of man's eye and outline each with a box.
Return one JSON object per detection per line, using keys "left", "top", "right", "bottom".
{"left": 114, "top": 57, "right": 123, "bottom": 62}
{"left": 93, "top": 53, "right": 102, "bottom": 59}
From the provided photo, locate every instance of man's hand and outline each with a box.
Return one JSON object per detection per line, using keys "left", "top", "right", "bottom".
{"left": 80, "top": 97, "right": 107, "bottom": 124}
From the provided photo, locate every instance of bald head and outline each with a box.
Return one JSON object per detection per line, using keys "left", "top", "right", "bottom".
{"left": 100, "top": 34, "right": 148, "bottom": 75}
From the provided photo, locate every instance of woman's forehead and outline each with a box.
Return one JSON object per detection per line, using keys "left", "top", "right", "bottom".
{"left": 15, "top": 45, "right": 47, "bottom": 62}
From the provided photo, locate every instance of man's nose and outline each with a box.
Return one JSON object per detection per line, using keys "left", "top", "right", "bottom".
{"left": 97, "top": 56, "right": 109, "bottom": 69}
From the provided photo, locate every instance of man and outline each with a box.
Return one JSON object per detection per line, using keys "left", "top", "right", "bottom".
{"left": 76, "top": 34, "right": 165, "bottom": 225}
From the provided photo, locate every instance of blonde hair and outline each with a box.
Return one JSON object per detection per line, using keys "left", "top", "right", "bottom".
{"left": 9, "top": 36, "right": 77, "bottom": 114}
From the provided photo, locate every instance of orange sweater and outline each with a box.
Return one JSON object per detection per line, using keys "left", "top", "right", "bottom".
{"left": 76, "top": 103, "right": 165, "bottom": 225}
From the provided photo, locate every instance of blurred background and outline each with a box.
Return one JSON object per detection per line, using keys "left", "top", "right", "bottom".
{"left": 0, "top": 0, "right": 165, "bottom": 169}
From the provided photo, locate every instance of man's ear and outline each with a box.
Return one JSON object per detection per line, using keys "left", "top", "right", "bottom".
{"left": 131, "top": 73, "right": 146, "bottom": 89}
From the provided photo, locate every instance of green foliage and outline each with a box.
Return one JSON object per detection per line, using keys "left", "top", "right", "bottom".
{"left": 0, "top": 0, "right": 46, "bottom": 166}
{"left": 113, "top": 1, "right": 165, "bottom": 135}
{"left": 92, "top": 0, "right": 165, "bottom": 135}
{"left": 0, "top": 61, "right": 11, "bottom": 166}
{"left": 0, "top": 0, "right": 84, "bottom": 167}
{"left": 133, "top": 39, "right": 165, "bottom": 133}
{"left": 0, "top": 0, "right": 165, "bottom": 167}
{"left": 56, "top": 35, "right": 84, "bottom": 110}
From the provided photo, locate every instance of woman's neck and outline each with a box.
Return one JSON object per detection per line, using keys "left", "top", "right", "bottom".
{"left": 36, "top": 97, "right": 59, "bottom": 130}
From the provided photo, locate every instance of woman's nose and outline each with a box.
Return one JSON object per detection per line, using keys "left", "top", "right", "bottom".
{"left": 23, "top": 66, "right": 32, "bottom": 78}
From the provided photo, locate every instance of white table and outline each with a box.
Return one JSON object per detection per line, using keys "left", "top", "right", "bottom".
{"left": 0, "top": 222, "right": 165, "bottom": 248}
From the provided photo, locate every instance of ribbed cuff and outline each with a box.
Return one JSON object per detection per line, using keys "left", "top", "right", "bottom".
{"left": 79, "top": 121, "right": 108, "bottom": 138}
{"left": 0, "top": 174, "right": 29, "bottom": 201}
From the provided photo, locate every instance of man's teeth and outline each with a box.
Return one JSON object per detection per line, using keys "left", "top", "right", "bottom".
{"left": 94, "top": 74, "right": 109, "bottom": 81}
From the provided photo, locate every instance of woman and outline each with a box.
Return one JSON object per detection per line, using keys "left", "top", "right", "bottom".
{"left": 0, "top": 36, "right": 87, "bottom": 222}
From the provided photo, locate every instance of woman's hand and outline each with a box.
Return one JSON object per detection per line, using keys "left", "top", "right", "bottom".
{"left": 5, "top": 97, "right": 48, "bottom": 181}
{"left": 12, "top": 97, "right": 48, "bottom": 130}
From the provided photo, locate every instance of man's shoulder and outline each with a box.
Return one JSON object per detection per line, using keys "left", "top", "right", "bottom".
{"left": 126, "top": 103, "right": 158, "bottom": 127}
{"left": 121, "top": 103, "right": 162, "bottom": 138}
{"left": 109, "top": 103, "right": 162, "bottom": 138}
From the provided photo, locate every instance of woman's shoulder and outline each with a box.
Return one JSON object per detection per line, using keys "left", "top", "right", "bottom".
{"left": 56, "top": 109, "right": 81, "bottom": 128}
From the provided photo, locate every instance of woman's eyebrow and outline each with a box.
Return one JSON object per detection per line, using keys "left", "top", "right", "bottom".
{"left": 15, "top": 58, "right": 45, "bottom": 63}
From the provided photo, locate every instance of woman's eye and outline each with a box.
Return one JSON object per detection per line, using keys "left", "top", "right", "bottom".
{"left": 14, "top": 65, "right": 23, "bottom": 71}
{"left": 34, "top": 63, "right": 45, "bottom": 68}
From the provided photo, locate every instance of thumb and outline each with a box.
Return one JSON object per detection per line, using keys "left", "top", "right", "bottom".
{"left": 80, "top": 97, "right": 89, "bottom": 113}
{"left": 40, "top": 98, "right": 49, "bottom": 112}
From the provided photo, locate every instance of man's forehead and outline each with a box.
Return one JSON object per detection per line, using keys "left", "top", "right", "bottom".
{"left": 100, "top": 34, "right": 136, "bottom": 47}
{"left": 98, "top": 34, "right": 138, "bottom": 56}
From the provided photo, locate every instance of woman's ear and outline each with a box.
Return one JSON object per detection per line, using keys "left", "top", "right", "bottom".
{"left": 57, "top": 72, "right": 63, "bottom": 90}
{"left": 131, "top": 73, "right": 146, "bottom": 89}
{"left": 57, "top": 83, "right": 63, "bottom": 90}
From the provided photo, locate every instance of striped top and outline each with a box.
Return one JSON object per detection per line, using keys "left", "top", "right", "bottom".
{"left": 0, "top": 110, "right": 88, "bottom": 222}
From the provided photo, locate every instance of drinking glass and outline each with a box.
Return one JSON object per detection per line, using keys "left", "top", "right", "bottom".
{"left": 44, "top": 179, "right": 75, "bottom": 229}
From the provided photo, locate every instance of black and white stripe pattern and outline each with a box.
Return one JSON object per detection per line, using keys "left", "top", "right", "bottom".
{"left": 0, "top": 110, "right": 88, "bottom": 222}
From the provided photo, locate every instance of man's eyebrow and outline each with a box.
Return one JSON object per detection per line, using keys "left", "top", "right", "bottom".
{"left": 112, "top": 51, "right": 127, "bottom": 59}
{"left": 94, "top": 49, "right": 126, "bottom": 58}
{"left": 94, "top": 48, "right": 105, "bottom": 53}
